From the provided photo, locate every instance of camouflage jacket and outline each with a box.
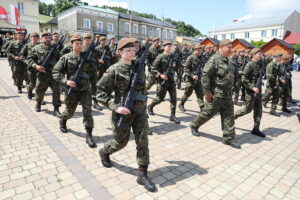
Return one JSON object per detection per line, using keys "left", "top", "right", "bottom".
{"left": 6, "top": 40, "right": 27, "bottom": 66}
{"left": 96, "top": 61, "right": 147, "bottom": 111}
{"left": 52, "top": 52, "right": 96, "bottom": 92}
{"left": 1, "top": 38, "right": 13, "bottom": 52}
{"left": 237, "top": 55, "right": 247, "bottom": 70}
{"left": 152, "top": 53, "right": 174, "bottom": 81}
{"left": 146, "top": 45, "right": 160, "bottom": 67}
{"left": 60, "top": 44, "right": 73, "bottom": 56}
{"left": 201, "top": 53, "right": 234, "bottom": 98}
{"left": 266, "top": 61, "right": 283, "bottom": 87}
{"left": 229, "top": 56, "right": 240, "bottom": 77}
{"left": 95, "top": 44, "right": 111, "bottom": 68}
{"left": 180, "top": 48, "right": 190, "bottom": 65}
{"left": 20, "top": 43, "right": 38, "bottom": 66}
{"left": 241, "top": 60, "right": 261, "bottom": 91}
{"left": 184, "top": 54, "right": 202, "bottom": 78}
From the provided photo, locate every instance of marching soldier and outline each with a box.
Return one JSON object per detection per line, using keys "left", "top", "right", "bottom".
{"left": 234, "top": 48, "right": 265, "bottom": 137}
{"left": 230, "top": 49, "right": 241, "bottom": 105}
{"left": 20, "top": 32, "right": 40, "bottom": 99}
{"left": 172, "top": 41, "right": 183, "bottom": 89}
{"left": 95, "top": 36, "right": 111, "bottom": 79}
{"left": 27, "top": 31, "right": 62, "bottom": 118}
{"left": 3, "top": 32, "right": 17, "bottom": 84}
{"left": 109, "top": 36, "right": 118, "bottom": 65}
{"left": 190, "top": 39, "right": 240, "bottom": 149}
{"left": 145, "top": 37, "right": 160, "bottom": 91}
{"left": 279, "top": 55, "right": 292, "bottom": 113}
{"left": 237, "top": 49, "right": 247, "bottom": 101}
{"left": 96, "top": 38, "right": 156, "bottom": 192}
{"left": 52, "top": 34, "right": 97, "bottom": 148}
{"left": 178, "top": 44, "right": 205, "bottom": 112}
{"left": 147, "top": 41, "right": 180, "bottom": 124}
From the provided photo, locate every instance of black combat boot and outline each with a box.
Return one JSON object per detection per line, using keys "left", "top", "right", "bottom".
{"left": 262, "top": 100, "right": 268, "bottom": 108}
{"left": 92, "top": 98, "right": 102, "bottom": 111}
{"left": 234, "top": 99, "right": 239, "bottom": 106}
{"left": 190, "top": 126, "right": 200, "bottom": 137}
{"left": 251, "top": 127, "right": 266, "bottom": 138}
{"left": 240, "top": 96, "right": 245, "bottom": 102}
{"left": 85, "top": 127, "right": 97, "bottom": 148}
{"left": 297, "top": 113, "right": 300, "bottom": 122}
{"left": 169, "top": 110, "right": 180, "bottom": 124}
{"left": 17, "top": 87, "right": 22, "bottom": 94}
{"left": 99, "top": 148, "right": 112, "bottom": 168}
{"left": 178, "top": 102, "right": 186, "bottom": 112}
{"left": 41, "top": 101, "right": 46, "bottom": 105}
{"left": 281, "top": 107, "right": 291, "bottom": 113}
{"left": 59, "top": 119, "right": 67, "bottom": 133}
{"left": 147, "top": 104, "right": 155, "bottom": 116}
{"left": 27, "top": 90, "right": 34, "bottom": 100}
{"left": 35, "top": 101, "right": 41, "bottom": 112}
{"left": 222, "top": 140, "right": 241, "bottom": 149}
{"left": 53, "top": 106, "right": 62, "bottom": 118}
{"left": 270, "top": 108, "right": 280, "bottom": 117}
{"left": 137, "top": 165, "right": 156, "bottom": 192}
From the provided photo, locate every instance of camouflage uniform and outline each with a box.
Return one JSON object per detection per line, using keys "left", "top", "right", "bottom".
{"left": 229, "top": 56, "right": 241, "bottom": 103}
{"left": 173, "top": 47, "right": 183, "bottom": 89}
{"left": 190, "top": 53, "right": 236, "bottom": 142}
{"left": 145, "top": 45, "right": 160, "bottom": 90}
{"left": 96, "top": 61, "right": 150, "bottom": 166}
{"left": 109, "top": 42, "right": 118, "bottom": 65}
{"left": 60, "top": 44, "right": 72, "bottom": 56}
{"left": 95, "top": 44, "right": 111, "bottom": 79}
{"left": 279, "top": 62, "right": 290, "bottom": 111}
{"left": 237, "top": 54, "right": 248, "bottom": 100}
{"left": 52, "top": 52, "right": 96, "bottom": 128}
{"left": 27, "top": 42, "right": 61, "bottom": 106}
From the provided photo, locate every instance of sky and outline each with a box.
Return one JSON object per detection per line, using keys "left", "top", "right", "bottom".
{"left": 41, "top": 0, "right": 300, "bottom": 35}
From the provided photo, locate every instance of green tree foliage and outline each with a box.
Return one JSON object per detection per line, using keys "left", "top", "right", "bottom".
{"left": 250, "top": 40, "right": 267, "bottom": 48}
{"left": 39, "top": 0, "right": 82, "bottom": 17}
{"left": 293, "top": 43, "right": 300, "bottom": 55}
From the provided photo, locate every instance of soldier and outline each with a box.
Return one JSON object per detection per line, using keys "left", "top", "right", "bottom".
{"left": 52, "top": 34, "right": 97, "bottom": 148}
{"left": 109, "top": 36, "right": 118, "bottom": 65}
{"left": 6, "top": 31, "right": 27, "bottom": 93}
{"left": 140, "top": 37, "right": 150, "bottom": 54}
{"left": 95, "top": 36, "right": 111, "bottom": 79}
{"left": 279, "top": 55, "right": 292, "bottom": 113}
{"left": 145, "top": 37, "right": 160, "bottom": 91}
{"left": 96, "top": 38, "right": 156, "bottom": 192}
{"left": 230, "top": 49, "right": 241, "bottom": 105}
{"left": 203, "top": 46, "right": 212, "bottom": 63}
{"left": 262, "top": 53, "right": 284, "bottom": 117}
{"left": 147, "top": 41, "right": 180, "bottom": 124}
{"left": 20, "top": 32, "right": 40, "bottom": 99}
{"left": 234, "top": 48, "right": 265, "bottom": 137}
{"left": 172, "top": 41, "right": 183, "bottom": 89}
{"left": 27, "top": 31, "right": 62, "bottom": 118}
{"left": 60, "top": 34, "right": 73, "bottom": 56}
{"left": 178, "top": 44, "right": 204, "bottom": 112}
{"left": 237, "top": 49, "right": 247, "bottom": 101}
{"left": 181, "top": 43, "right": 191, "bottom": 64}
{"left": 3, "top": 32, "right": 17, "bottom": 84}
{"left": 190, "top": 39, "right": 240, "bottom": 149}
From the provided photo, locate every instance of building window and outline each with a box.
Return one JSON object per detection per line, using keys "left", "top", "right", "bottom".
{"left": 272, "top": 29, "right": 277, "bottom": 36}
{"left": 18, "top": 2, "right": 24, "bottom": 15}
{"left": 163, "top": 29, "right": 167, "bottom": 38}
{"left": 261, "top": 30, "right": 267, "bottom": 37}
{"left": 149, "top": 30, "right": 154, "bottom": 37}
{"left": 107, "top": 23, "right": 113, "bottom": 32}
{"left": 96, "top": 21, "right": 103, "bottom": 31}
{"left": 141, "top": 25, "right": 146, "bottom": 35}
{"left": 156, "top": 28, "right": 161, "bottom": 37}
{"left": 169, "top": 31, "right": 173, "bottom": 39}
{"left": 214, "top": 35, "right": 217, "bottom": 39}
{"left": 222, "top": 34, "right": 226, "bottom": 39}
{"left": 230, "top": 33, "right": 235, "bottom": 40}
{"left": 125, "top": 23, "right": 130, "bottom": 33}
{"left": 244, "top": 32, "right": 250, "bottom": 38}
{"left": 83, "top": 19, "right": 91, "bottom": 28}
{"left": 133, "top": 24, "right": 138, "bottom": 34}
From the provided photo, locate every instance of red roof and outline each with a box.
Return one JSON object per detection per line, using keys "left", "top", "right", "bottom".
{"left": 284, "top": 31, "right": 300, "bottom": 45}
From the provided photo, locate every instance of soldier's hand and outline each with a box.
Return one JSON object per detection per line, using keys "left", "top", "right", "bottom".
{"left": 276, "top": 82, "right": 279, "bottom": 86}
{"left": 281, "top": 80, "right": 286, "bottom": 84}
{"left": 253, "top": 87, "right": 259, "bottom": 94}
{"left": 35, "top": 65, "right": 46, "bottom": 73}
{"left": 115, "top": 107, "right": 131, "bottom": 115}
{"left": 173, "top": 63, "right": 176, "bottom": 68}
{"left": 193, "top": 75, "right": 199, "bottom": 80}
{"left": 238, "top": 71, "right": 243, "bottom": 74}
{"left": 98, "top": 59, "right": 104, "bottom": 64}
{"left": 66, "top": 80, "right": 76, "bottom": 88}
{"left": 205, "top": 93, "right": 214, "bottom": 102}
{"left": 160, "top": 74, "right": 168, "bottom": 80}
{"left": 14, "top": 56, "right": 22, "bottom": 60}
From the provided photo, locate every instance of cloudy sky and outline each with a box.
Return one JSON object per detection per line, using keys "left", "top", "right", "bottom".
{"left": 40, "top": 0, "right": 300, "bottom": 34}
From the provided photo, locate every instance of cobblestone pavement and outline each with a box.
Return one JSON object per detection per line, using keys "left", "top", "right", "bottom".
{"left": 0, "top": 57, "right": 300, "bottom": 200}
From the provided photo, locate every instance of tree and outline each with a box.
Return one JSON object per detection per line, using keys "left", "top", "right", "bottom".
{"left": 54, "top": 0, "right": 82, "bottom": 15}
{"left": 293, "top": 43, "right": 300, "bottom": 55}
{"left": 250, "top": 40, "right": 267, "bottom": 48}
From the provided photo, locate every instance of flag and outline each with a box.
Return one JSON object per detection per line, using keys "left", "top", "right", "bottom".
{"left": 0, "top": 6, "right": 8, "bottom": 21}
{"left": 10, "top": 5, "right": 20, "bottom": 25}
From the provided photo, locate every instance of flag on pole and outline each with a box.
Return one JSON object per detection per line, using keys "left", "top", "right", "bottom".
{"left": 10, "top": 5, "right": 20, "bottom": 25}
{"left": 0, "top": 6, "right": 8, "bottom": 21}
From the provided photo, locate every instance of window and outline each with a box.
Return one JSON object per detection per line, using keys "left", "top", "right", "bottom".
{"left": 156, "top": 28, "right": 161, "bottom": 37}
{"left": 163, "top": 29, "right": 167, "bottom": 38}
{"left": 96, "top": 21, "right": 103, "bottom": 31}
{"left": 83, "top": 19, "right": 91, "bottom": 28}
{"left": 272, "top": 29, "right": 277, "bottom": 36}
{"left": 125, "top": 23, "right": 130, "bottom": 33}
{"left": 107, "top": 23, "right": 113, "bottom": 32}
{"left": 222, "top": 34, "right": 226, "bottom": 40}
{"left": 141, "top": 25, "right": 146, "bottom": 35}
{"left": 230, "top": 33, "right": 235, "bottom": 40}
{"left": 261, "top": 30, "right": 267, "bottom": 37}
{"left": 18, "top": 2, "right": 24, "bottom": 15}
{"left": 149, "top": 30, "right": 154, "bottom": 37}
{"left": 169, "top": 31, "right": 173, "bottom": 39}
{"left": 133, "top": 24, "right": 138, "bottom": 34}
{"left": 244, "top": 32, "right": 249, "bottom": 38}
{"left": 214, "top": 35, "right": 217, "bottom": 39}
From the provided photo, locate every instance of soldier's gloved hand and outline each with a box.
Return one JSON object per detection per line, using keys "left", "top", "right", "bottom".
{"left": 193, "top": 75, "right": 199, "bottom": 80}
{"left": 205, "top": 93, "right": 214, "bottom": 102}
{"left": 115, "top": 107, "right": 131, "bottom": 115}
{"left": 160, "top": 74, "right": 168, "bottom": 80}
{"left": 253, "top": 87, "right": 259, "bottom": 94}
{"left": 66, "top": 80, "right": 76, "bottom": 88}
{"left": 35, "top": 65, "right": 46, "bottom": 73}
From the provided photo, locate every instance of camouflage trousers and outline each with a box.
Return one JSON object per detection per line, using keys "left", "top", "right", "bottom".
{"left": 233, "top": 77, "right": 241, "bottom": 100}
{"left": 35, "top": 73, "right": 61, "bottom": 106}
{"left": 191, "top": 97, "right": 235, "bottom": 142}
{"left": 180, "top": 77, "right": 204, "bottom": 108}
{"left": 174, "top": 66, "right": 183, "bottom": 88}
{"left": 279, "top": 85, "right": 289, "bottom": 109}
{"left": 62, "top": 89, "right": 94, "bottom": 128}
{"left": 146, "top": 70, "right": 156, "bottom": 91}
{"left": 8, "top": 58, "right": 15, "bottom": 81}
{"left": 14, "top": 61, "right": 27, "bottom": 88}
{"left": 150, "top": 81, "right": 177, "bottom": 111}
{"left": 262, "top": 85, "right": 280, "bottom": 109}
{"left": 104, "top": 110, "right": 150, "bottom": 166}
{"left": 27, "top": 68, "right": 37, "bottom": 91}
{"left": 234, "top": 92, "right": 262, "bottom": 129}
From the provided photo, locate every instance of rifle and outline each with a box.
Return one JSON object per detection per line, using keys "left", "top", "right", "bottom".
{"left": 274, "top": 63, "right": 281, "bottom": 89}
{"left": 194, "top": 55, "right": 204, "bottom": 84}
{"left": 117, "top": 43, "right": 152, "bottom": 130}
{"left": 112, "top": 43, "right": 117, "bottom": 56}
{"left": 37, "top": 35, "right": 66, "bottom": 77}
{"left": 161, "top": 52, "right": 177, "bottom": 86}
{"left": 254, "top": 62, "right": 264, "bottom": 98}
{"left": 67, "top": 38, "right": 97, "bottom": 97}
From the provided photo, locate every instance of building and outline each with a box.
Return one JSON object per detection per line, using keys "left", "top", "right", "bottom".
{"left": 57, "top": 5, "right": 119, "bottom": 38}
{"left": 209, "top": 11, "right": 300, "bottom": 42}
{"left": 284, "top": 31, "right": 300, "bottom": 45}
{"left": 232, "top": 39, "right": 255, "bottom": 51}
{"left": 200, "top": 37, "right": 220, "bottom": 47}
{"left": 118, "top": 12, "right": 177, "bottom": 41}
{"left": 39, "top": 14, "right": 58, "bottom": 33}
{"left": 261, "top": 38, "right": 294, "bottom": 56}
{"left": 0, "top": 0, "right": 39, "bottom": 34}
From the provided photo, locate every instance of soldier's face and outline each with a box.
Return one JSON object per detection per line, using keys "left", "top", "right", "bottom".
{"left": 253, "top": 52, "right": 262, "bottom": 61}
{"left": 281, "top": 59, "right": 288, "bottom": 64}
{"left": 153, "top": 41, "right": 159, "bottom": 47}
{"left": 53, "top": 34, "right": 59, "bottom": 41}
{"left": 84, "top": 38, "right": 92, "bottom": 46}
{"left": 195, "top": 49, "right": 201, "bottom": 56}
{"left": 164, "top": 45, "right": 171, "bottom": 53}
{"left": 31, "top": 36, "right": 39, "bottom": 43}
{"left": 13, "top": 34, "right": 17, "bottom": 40}
{"left": 220, "top": 44, "right": 232, "bottom": 57}
{"left": 17, "top": 34, "right": 24, "bottom": 41}
{"left": 120, "top": 47, "right": 136, "bottom": 61}
{"left": 43, "top": 36, "right": 52, "bottom": 45}
{"left": 100, "top": 39, "right": 106, "bottom": 46}
{"left": 72, "top": 40, "right": 83, "bottom": 52}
